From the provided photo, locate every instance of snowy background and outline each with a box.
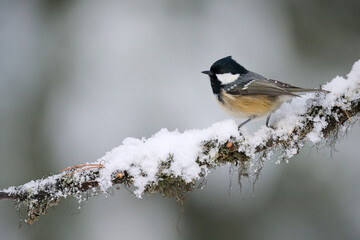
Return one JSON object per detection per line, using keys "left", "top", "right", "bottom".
{"left": 1, "top": 0, "right": 360, "bottom": 239}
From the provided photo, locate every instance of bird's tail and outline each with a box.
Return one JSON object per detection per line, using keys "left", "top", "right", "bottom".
{"left": 288, "top": 88, "right": 330, "bottom": 94}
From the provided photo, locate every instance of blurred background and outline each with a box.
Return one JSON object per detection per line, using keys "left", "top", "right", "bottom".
{"left": 1, "top": 0, "right": 360, "bottom": 239}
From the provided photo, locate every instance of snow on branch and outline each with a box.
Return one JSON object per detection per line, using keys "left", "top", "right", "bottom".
{"left": 1, "top": 59, "right": 360, "bottom": 225}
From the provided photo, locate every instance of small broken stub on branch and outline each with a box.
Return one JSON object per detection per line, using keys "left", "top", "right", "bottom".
{"left": 226, "top": 141, "right": 234, "bottom": 149}
{"left": 116, "top": 172, "right": 124, "bottom": 179}
{"left": 111, "top": 171, "right": 131, "bottom": 185}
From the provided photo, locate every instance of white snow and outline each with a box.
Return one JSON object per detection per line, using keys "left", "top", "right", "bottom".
{"left": 97, "top": 120, "right": 239, "bottom": 197}
{"left": 3, "top": 174, "right": 64, "bottom": 198}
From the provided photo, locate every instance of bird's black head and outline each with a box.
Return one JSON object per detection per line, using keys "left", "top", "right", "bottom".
{"left": 202, "top": 56, "right": 248, "bottom": 95}
{"left": 209, "top": 56, "right": 248, "bottom": 75}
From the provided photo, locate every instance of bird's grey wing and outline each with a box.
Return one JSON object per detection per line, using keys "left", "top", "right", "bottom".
{"left": 268, "top": 79, "right": 329, "bottom": 93}
{"left": 267, "top": 79, "right": 300, "bottom": 89}
{"left": 225, "top": 79, "right": 299, "bottom": 96}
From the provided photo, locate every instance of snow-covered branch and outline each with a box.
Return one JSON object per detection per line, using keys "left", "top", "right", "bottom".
{"left": 1, "top": 60, "right": 360, "bottom": 225}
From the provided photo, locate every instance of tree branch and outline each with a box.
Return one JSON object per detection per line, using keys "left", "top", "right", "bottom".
{"left": 1, "top": 60, "right": 360, "bottom": 225}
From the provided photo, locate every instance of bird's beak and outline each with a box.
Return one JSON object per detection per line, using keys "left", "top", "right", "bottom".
{"left": 201, "top": 70, "right": 212, "bottom": 75}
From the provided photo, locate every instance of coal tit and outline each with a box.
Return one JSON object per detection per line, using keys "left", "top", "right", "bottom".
{"left": 202, "top": 56, "right": 328, "bottom": 129}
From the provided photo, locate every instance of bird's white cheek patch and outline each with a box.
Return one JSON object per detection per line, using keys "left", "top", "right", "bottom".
{"left": 216, "top": 73, "right": 240, "bottom": 84}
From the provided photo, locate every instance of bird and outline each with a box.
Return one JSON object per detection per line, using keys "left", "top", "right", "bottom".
{"left": 202, "top": 56, "right": 329, "bottom": 129}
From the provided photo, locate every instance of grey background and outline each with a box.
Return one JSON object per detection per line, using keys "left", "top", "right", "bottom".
{"left": 1, "top": 0, "right": 360, "bottom": 239}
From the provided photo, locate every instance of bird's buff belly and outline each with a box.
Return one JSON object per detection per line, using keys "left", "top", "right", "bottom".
{"left": 216, "top": 91, "right": 285, "bottom": 119}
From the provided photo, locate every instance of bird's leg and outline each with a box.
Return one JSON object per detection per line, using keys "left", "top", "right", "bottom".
{"left": 265, "top": 114, "right": 271, "bottom": 127}
{"left": 238, "top": 115, "right": 256, "bottom": 130}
